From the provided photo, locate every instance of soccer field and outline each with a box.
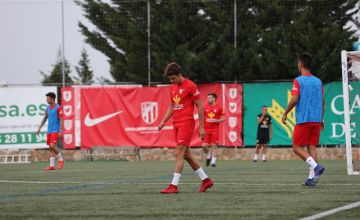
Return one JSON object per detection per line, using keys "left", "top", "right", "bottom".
{"left": 0, "top": 160, "right": 359, "bottom": 220}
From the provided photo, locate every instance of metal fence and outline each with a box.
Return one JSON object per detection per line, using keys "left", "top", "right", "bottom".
{"left": 1, "top": 0, "right": 359, "bottom": 86}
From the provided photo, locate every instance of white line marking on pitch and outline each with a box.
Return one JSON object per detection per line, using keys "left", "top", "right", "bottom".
{"left": 31, "top": 169, "right": 116, "bottom": 173}
{"left": 299, "top": 201, "right": 360, "bottom": 220}
{"left": 0, "top": 169, "right": 116, "bottom": 174}
{"left": 0, "top": 180, "right": 111, "bottom": 185}
{"left": 1, "top": 180, "right": 360, "bottom": 187}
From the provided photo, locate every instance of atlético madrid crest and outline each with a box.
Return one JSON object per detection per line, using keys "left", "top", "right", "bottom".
{"left": 64, "top": 134, "right": 73, "bottom": 145}
{"left": 229, "top": 88, "right": 237, "bottom": 99}
{"left": 63, "top": 91, "right": 72, "bottom": 102}
{"left": 228, "top": 117, "right": 237, "bottom": 128}
{"left": 141, "top": 102, "right": 158, "bottom": 125}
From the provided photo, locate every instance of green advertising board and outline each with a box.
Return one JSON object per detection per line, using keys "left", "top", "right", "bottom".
{"left": 243, "top": 82, "right": 360, "bottom": 145}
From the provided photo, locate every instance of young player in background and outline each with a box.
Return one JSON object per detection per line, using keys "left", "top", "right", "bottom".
{"left": 37, "top": 92, "right": 65, "bottom": 171}
{"left": 158, "top": 62, "right": 213, "bottom": 194}
{"left": 253, "top": 106, "right": 272, "bottom": 162}
{"left": 282, "top": 52, "right": 325, "bottom": 186}
{"left": 202, "top": 93, "right": 225, "bottom": 167}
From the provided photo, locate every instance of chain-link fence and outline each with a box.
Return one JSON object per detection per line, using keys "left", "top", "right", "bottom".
{"left": 1, "top": 0, "right": 359, "bottom": 86}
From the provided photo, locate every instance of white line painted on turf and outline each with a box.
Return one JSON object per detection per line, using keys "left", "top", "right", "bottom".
{"left": 1, "top": 180, "right": 360, "bottom": 187}
{"left": 299, "top": 201, "right": 360, "bottom": 220}
{"left": 143, "top": 182, "right": 360, "bottom": 186}
{"left": 0, "top": 180, "right": 115, "bottom": 185}
{"left": 0, "top": 169, "right": 116, "bottom": 174}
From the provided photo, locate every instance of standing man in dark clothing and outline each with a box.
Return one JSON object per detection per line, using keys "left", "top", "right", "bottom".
{"left": 253, "top": 106, "right": 272, "bottom": 162}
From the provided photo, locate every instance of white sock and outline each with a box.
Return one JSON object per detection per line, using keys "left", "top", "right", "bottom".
{"left": 171, "top": 173, "right": 181, "bottom": 186}
{"left": 57, "top": 153, "right": 63, "bottom": 161}
{"left": 195, "top": 167, "right": 208, "bottom": 181}
{"left": 306, "top": 157, "right": 318, "bottom": 169}
{"left": 50, "top": 157, "right": 55, "bottom": 167}
{"left": 262, "top": 154, "right": 266, "bottom": 161}
{"left": 253, "top": 154, "right": 258, "bottom": 160}
{"left": 211, "top": 157, "right": 216, "bottom": 164}
{"left": 308, "top": 166, "right": 315, "bottom": 179}
{"left": 206, "top": 152, "right": 212, "bottom": 159}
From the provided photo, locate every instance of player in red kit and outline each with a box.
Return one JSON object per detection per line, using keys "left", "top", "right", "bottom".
{"left": 158, "top": 62, "right": 213, "bottom": 194}
{"left": 202, "top": 93, "right": 225, "bottom": 167}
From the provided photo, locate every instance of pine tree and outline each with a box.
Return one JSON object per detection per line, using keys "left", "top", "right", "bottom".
{"left": 40, "top": 49, "right": 73, "bottom": 85}
{"left": 74, "top": 48, "right": 94, "bottom": 84}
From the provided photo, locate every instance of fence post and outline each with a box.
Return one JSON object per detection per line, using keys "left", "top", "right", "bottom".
{"left": 147, "top": 0, "right": 151, "bottom": 86}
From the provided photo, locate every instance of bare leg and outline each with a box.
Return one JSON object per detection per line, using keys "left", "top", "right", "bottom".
{"left": 261, "top": 144, "right": 267, "bottom": 161}
{"left": 184, "top": 148, "right": 201, "bottom": 171}
{"left": 254, "top": 144, "right": 260, "bottom": 161}
{"left": 46, "top": 144, "right": 59, "bottom": 168}
{"left": 203, "top": 143, "right": 212, "bottom": 166}
{"left": 174, "top": 145, "right": 187, "bottom": 173}
{"left": 307, "top": 145, "right": 318, "bottom": 161}
{"left": 161, "top": 145, "right": 188, "bottom": 193}
{"left": 293, "top": 145, "right": 310, "bottom": 161}
{"left": 184, "top": 148, "right": 212, "bottom": 191}
{"left": 255, "top": 144, "right": 260, "bottom": 154}
{"left": 202, "top": 144, "right": 210, "bottom": 159}
{"left": 49, "top": 144, "right": 59, "bottom": 155}
{"left": 202, "top": 144, "right": 209, "bottom": 154}
{"left": 262, "top": 144, "right": 267, "bottom": 155}
{"left": 211, "top": 144, "right": 217, "bottom": 157}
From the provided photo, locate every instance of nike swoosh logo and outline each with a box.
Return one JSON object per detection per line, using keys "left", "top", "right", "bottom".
{"left": 84, "top": 111, "right": 123, "bottom": 127}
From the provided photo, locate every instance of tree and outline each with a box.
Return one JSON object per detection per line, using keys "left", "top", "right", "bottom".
{"left": 77, "top": 0, "right": 359, "bottom": 83}
{"left": 40, "top": 49, "right": 73, "bottom": 85}
{"left": 76, "top": 0, "right": 236, "bottom": 83}
{"left": 237, "top": 0, "right": 359, "bottom": 82}
{"left": 74, "top": 48, "right": 94, "bottom": 84}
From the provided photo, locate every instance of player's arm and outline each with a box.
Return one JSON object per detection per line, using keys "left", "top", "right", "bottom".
{"left": 283, "top": 79, "right": 300, "bottom": 124}
{"left": 159, "top": 104, "right": 173, "bottom": 130}
{"left": 37, "top": 114, "right": 48, "bottom": 136}
{"left": 282, "top": 95, "right": 299, "bottom": 124}
{"left": 215, "top": 108, "right": 225, "bottom": 123}
{"left": 58, "top": 107, "right": 64, "bottom": 137}
{"left": 257, "top": 114, "right": 265, "bottom": 124}
{"left": 269, "top": 117, "right": 273, "bottom": 139}
{"left": 195, "top": 99, "right": 206, "bottom": 140}
{"left": 59, "top": 118, "right": 64, "bottom": 137}
{"left": 217, "top": 115, "right": 225, "bottom": 123}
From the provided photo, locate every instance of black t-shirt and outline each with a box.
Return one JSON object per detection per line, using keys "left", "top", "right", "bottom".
{"left": 257, "top": 114, "right": 272, "bottom": 135}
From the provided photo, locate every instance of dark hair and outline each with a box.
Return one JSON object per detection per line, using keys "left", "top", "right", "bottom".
{"left": 46, "top": 92, "right": 56, "bottom": 100}
{"left": 262, "top": 105, "right": 267, "bottom": 109}
{"left": 164, "top": 62, "right": 181, "bottom": 76}
{"left": 208, "top": 93, "right": 217, "bottom": 100}
{"left": 298, "top": 52, "right": 312, "bottom": 70}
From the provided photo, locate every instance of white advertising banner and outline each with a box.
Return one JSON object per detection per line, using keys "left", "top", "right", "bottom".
{"left": 0, "top": 86, "right": 57, "bottom": 149}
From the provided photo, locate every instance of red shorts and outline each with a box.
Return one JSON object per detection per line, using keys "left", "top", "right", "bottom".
{"left": 173, "top": 121, "right": 195, "bottom": 146}
{"left": 47, "top": 133, "right": 59, "bottom": 146}
{"left": 293, "top": 122, "right": 321, "bottom": 146}
{"left": 203, "top": 131, "right": 219, "bottom": 145}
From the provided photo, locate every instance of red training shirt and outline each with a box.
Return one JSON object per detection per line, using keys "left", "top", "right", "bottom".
{"left": 204, "top": 103, "right": 223, "bottom": 132}
{"left": 170, "top": 78, "right": 201, "bottom": 125}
